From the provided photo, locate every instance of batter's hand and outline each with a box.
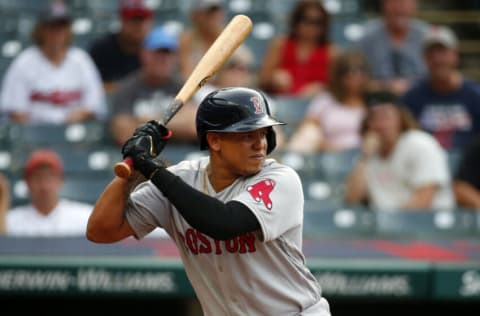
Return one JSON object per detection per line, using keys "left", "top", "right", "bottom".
{"left": 121, "top": 120, "right": 172, "bottom": 178}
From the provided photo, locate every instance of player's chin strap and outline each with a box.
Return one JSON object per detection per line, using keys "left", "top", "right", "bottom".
{"left": 148, "top": 167, "right": 260, "bottom": 240}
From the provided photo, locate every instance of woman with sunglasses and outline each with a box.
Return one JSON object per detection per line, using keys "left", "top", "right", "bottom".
{"left": 259, "top": 0, "right": 337, "bottom": 97}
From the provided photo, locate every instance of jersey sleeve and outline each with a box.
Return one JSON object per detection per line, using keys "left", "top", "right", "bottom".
{"left": 232, "top": 163, "right": 304, "bottom": 242}
{"left": 0, "top": 51, "right": 31, "bottom": 113}
{"left": 125, "top": 181, "right": 173, "bottom": 240}
{"left": 406, "top": 133, "right": 450, "bottom": 187}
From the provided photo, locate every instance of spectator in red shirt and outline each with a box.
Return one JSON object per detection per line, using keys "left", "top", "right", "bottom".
{"left": 258, "top": 0, "right": 337, "bottom": 97}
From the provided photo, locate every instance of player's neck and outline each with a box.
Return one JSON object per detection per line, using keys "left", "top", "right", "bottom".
{"left": 205, "top": 163, "right": 237, "bottom": 193}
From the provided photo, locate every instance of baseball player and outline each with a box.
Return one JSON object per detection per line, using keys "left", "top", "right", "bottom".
{"left": 87, "top": 87, "right": 331, "bottom": 315}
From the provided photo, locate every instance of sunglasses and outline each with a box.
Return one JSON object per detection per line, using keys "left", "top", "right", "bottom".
{"left": 299, "top": 16, "right": 324, "bottom": 26}
{"left": 339, "top": 65, "right": 366, "bottom": 75}
{"left": 204, "top": 5, "right": 222, "bottom": 14}
{"left": 226, "top": 62, "right": 250, "bottom": 72}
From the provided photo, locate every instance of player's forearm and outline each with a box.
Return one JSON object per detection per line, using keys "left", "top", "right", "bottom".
{"left": 402, "top": 185, "right": 437, "bottom": 210}
{"left": 344, "top": 159, "right": 368, "bottom": 205}
{"left": 150, "top": 167, "right": 260, "bottom": 240}
{"left": 453, "top": 181, "right": 480, "bottom": 209}
{"left": 86, "top": 177, "right": 135, "bottom": 242}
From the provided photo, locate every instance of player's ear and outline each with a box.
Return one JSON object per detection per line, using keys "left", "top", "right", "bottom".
{"left": 206, "top": 132, "right": 221, "bottom": 152}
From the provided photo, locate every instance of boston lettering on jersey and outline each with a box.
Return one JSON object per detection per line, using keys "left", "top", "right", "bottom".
{"left": 178, "top": 228, "right": 257, "bottom": 255}
{"left": 30, "top": 90, "right": 82, "bottom": 106}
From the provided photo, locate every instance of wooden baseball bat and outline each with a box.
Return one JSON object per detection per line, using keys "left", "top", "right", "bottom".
{"left": 114, "top": 14, "right": 253, "bottom": 178}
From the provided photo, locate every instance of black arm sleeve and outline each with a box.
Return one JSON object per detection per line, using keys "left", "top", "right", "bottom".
{"left": 149, "top": 167, "right": 261, "bottom": 240}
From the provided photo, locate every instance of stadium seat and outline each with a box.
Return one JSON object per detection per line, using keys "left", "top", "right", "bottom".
{"left": 60, "top": 177, "right": 111, "bottom": 205}
{"left": 0, "top": 0, "right": 45, "bottom": 13}
{"left": 8, "top": 121, "right": 109, "bottom": 149}
{"left": 269, "top": 96, "right": 311, "bottom": 137}
{"left": 160, "top": 142, "right": 207, "bottom": 166}
{"left": 81, "top": 0, "right": 120, "bottom": 16}
{"left": 303, "top": 179, "right": 346, "bottom": 209}
{"left": 273, "top": 151, "right": 322, "bottom": 180}
{"left": 270, "top": 96, "right": 311, "bottom": 126}
{"left": 0, "top": 149, "right": 13, "bottom": 176}
{"left": 447, "top": 148, "right": 462, "bottom": 175}
{"left": 375, "top": 210, "right": 477, "bottom": 239}
{"left": 9, "top": 176, "right": 28, "bottom": 207}
{"left": 242, "top": 11, "right": 277, "bottom": 69}
{"left": 477, "top": 212, "right": 480, "bottom": 234}
{"left": 8, "top": 164, "right": 113, "bottom": 207}
{"left": 314, "top": 149, "right": 360, "bottom": 183}
{"left": 303, "top": 204, "right": 375, "bottom": 238}
{"left": 11, "top": 146, "right": 118, "bottom": 177}
{"left": 0, "top": 121, "right": 11, "bottom": 148}
{"left": 304, "top": 197, "right": 345, "bottom": 213}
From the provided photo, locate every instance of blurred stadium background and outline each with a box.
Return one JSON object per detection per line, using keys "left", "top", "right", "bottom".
{"left": 0, "top": 0, "right": 480, "bottom": 315}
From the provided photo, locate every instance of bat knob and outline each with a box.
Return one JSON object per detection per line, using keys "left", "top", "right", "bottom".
{"left": 114, "top": 157, "right": 133, "bottom": 178}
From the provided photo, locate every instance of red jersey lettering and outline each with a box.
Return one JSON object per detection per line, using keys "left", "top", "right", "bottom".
{"left": 30, "top": 90, "right": 82, "bottom": 106}
{"left": 179, "top": 228, "right": 257, "bottom": 255}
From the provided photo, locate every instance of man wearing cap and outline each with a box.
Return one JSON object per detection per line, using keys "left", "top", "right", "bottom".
{"left": 178, "top": 0, "right": 226, "bottom": 80}
{"left": 6, "top": 150, "right": 93, "bottom": 237}
{"left": 88, "top": 0, "right": 155, "bottom": 93}
{"left": 402, "top": 25, "right": 480, "bottom": 150}
{"left": 0, "top": 0, "right": 106, "bottom": 124}
{"left": 356, "top": 0, "right": 429, "bottom": 96}
{"left": 345, "top": 90, "right": 454, "bottom": 212}
{"left": 109, "top": 26, "right": 197, "bottom": 148}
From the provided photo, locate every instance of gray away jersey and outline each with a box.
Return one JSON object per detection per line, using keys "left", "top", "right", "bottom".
{"left": 125, "top": 157, "right": 331, "bottom": 316}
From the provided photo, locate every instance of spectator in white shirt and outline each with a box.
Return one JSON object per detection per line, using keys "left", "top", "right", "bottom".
{"left": 6, "top": 149, "right": 93, "bottom": 237}
{"left": 345, "top": 90, "right": 454, "bottom": 212}
{"left": 0, "top": 0, "right": 106, "bottom": 124}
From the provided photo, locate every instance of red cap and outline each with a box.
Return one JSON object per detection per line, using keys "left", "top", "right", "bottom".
{"left": 24, "top": 150, "right": 63, "bottom": 179}
{"left": 120, "top": 0, "right": 154, "bottom": 19}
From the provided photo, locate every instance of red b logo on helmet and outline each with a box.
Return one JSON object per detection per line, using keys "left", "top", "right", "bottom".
{"left": 250, "top": 96, "right": 264, "bottom": 114}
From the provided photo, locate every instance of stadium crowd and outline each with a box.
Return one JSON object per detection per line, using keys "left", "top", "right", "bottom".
{"left": 0, "top": 0, "right": 480, "bottom": 237}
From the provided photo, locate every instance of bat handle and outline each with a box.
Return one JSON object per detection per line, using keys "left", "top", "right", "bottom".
{"left": 114, "top": 157, "right": 134, "bottom": 179}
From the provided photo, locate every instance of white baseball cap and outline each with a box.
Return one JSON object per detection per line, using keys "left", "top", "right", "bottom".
{"left": 424, "top": 25, "right": 458, "bottom": 50}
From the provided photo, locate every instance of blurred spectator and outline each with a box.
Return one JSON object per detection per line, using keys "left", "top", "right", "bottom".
{"left": 357, "top": 0, "right": 428, "bottom": 95}
{"left": 88, "top": 0, "right": 154, "bottom": 93}
{"left": 6, "top": 150, "right": 93, "bottom": 237}
{"left": 258, "top": 0, "right": 337, "bottom": 97}
{"left": 286, "top": 50, "right": 368, "bottom": 153}
{"left": 178, "top": 0, "right": 226, "bottom": 80}
{"left": 0, "top": 173, "right": 10, "bottom": 234}
{"left": 402, "top": 26, "right": 480, "bottom": 150}
{"left": 193, "top": 44, "right": 256, "bottom": 103}
{"left": 453, "top": 137, "right": 480, "bottom": 210}
{"left": 0, "top": 0, "right": 106, "bottom": 124}
{"left": 345, "top": 91, "right": 454, "bottom": 212}
{"left": 110, "top": 26, "right": 197, "bottom": 147}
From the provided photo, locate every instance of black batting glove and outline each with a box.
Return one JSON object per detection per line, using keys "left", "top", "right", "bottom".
{"left": 121, "top": 120, "right": 172, "bottom": 178}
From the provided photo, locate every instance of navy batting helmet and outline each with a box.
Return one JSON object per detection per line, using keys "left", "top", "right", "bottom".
{"left": 196, "top": 87, "right": 285, "bottom": 154}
